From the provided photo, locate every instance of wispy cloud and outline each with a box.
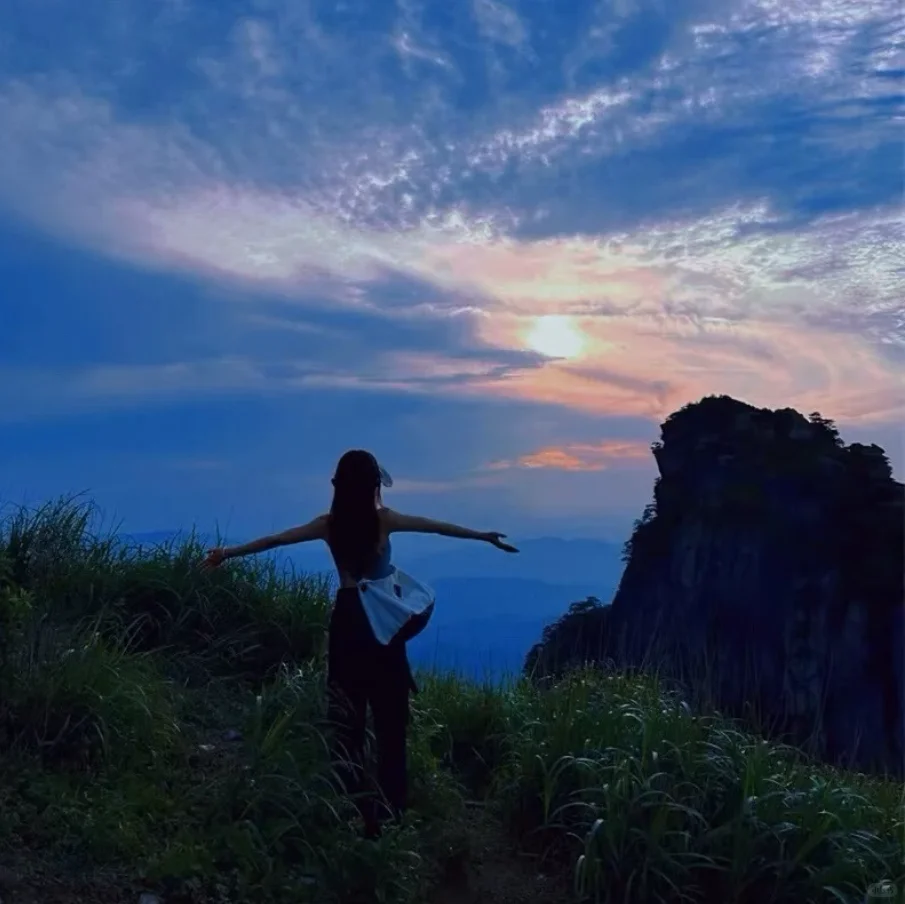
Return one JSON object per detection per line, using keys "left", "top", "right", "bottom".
{"left": 472, "top": 0, "right": 531, "bottom": 51}
{"left": 0, "top": 345, "right": 545, "bottom": 423}
{"left": 490, "top": 439, "right": 652, "bottom": 472}
{"left": 391, "top": 473, "right": 504, "bottom": 494}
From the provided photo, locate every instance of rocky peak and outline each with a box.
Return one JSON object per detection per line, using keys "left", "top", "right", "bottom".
{"left": 527, "top": 395, "right": 904, "bottom": 775}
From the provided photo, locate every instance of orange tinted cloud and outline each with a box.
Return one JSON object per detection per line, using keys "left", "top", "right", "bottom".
{"left": 3, "top": 87, "right": 897, "bottom": 431}
{"left": 416, "top": 207, "right": 904, "bottom": 426}
{"left": 464, "top": 313, "right": 905, "bottom": 424}
{"left": 491, "top": 439, "right": 652, "bottom": 472}
{"left": 423, "top": 236, "right": 665, "bottom": 313}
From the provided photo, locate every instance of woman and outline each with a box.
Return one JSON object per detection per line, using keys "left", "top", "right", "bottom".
{"left": 202, "top": 449, "right": 517, "bottom": 837}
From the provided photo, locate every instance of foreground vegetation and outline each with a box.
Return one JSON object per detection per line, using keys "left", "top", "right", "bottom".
{"left": 0, "top": 499, "right": 902, "bottom": 904}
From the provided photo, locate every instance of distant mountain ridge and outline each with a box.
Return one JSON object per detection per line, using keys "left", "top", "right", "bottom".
{"left": 124, "top": 531, "right": 624, "bottom": 593}
{"left": 407, "top": 575, "right": 607, "bottom": 680}
{"left": 406, "top": 537, "right": 623, "bottom": 589}
{"left": 426, "top": 576, "right": 602, "bottom": 623}
{"left": 123, "top": 531, "right": 624, "bottom": 680}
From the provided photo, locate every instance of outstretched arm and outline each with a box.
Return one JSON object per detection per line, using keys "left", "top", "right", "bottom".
{"left": 203, "top": 514, "right": 328, "bottom": 567}
{"left": 383, "top": 508, "right": 518, "bottom": 552}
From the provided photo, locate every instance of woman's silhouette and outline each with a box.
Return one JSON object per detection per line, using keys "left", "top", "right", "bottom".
{"left": 202, "top": 449, "right": 517, "bottom": 837}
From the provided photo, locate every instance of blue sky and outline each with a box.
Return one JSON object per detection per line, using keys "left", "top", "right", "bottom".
{"left": 1, "top": 0, "right": 902, "bottom": 542}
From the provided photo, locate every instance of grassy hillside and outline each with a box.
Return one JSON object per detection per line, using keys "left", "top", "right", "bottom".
{"left": 0, "top": 499, "right": 901, "bottom": 904}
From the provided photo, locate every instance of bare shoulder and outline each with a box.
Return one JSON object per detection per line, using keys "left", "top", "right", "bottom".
{"left": 379, "top": 507, "right": 404, "bottom": 533}
{"left": 274, "top": 514, "right": 330, "bottom": 546}
{"left": 381, "top": 508, "right": 434, "bottom": 534}
{"left": 311, "top": 513, "right": 330, "bottom": 536}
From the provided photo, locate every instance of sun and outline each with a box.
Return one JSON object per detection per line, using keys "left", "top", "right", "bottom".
{"left": 525, "top": 315, "right": 585, "bottom": 359}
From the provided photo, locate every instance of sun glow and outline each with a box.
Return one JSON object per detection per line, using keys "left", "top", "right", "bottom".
{"left": 525, "top": 315, "right": 586, "bottom": 359}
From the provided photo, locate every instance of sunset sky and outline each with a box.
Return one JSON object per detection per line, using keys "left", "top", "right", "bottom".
{"left": 1, "top": 0, "right": 902, "bottom": 542}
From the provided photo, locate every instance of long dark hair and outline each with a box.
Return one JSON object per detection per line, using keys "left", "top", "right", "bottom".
{"left": 327, "top": 449, "right": 383, "bottom": 579}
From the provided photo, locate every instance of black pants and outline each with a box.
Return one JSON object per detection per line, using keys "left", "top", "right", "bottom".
{"left": 327, "top": 587, "right": 418, "bottom": 834}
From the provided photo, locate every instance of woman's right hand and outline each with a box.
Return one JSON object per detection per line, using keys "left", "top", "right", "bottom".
{"left": 483, "top": 532, "right": 519, "bottom": 553}
{"left": 202, "top": 547, "right": 228, "bottom": 570}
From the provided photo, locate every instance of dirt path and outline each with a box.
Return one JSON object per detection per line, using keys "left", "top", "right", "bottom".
{"left": 430, "top": 804, "right": 572, "bottom": 904}
{"left": 0, "top": 784, "right": 575, "bottom": 904}
{"left": 0, "top": 815, "right": 574, "bottom": 904}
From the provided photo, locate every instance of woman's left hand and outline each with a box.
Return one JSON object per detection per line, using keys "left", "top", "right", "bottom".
{"left": 484, "top": 532, "right": 519, "bottom": 553}
{"left": 202, "top": 547, "right": 228, "bottom": 570}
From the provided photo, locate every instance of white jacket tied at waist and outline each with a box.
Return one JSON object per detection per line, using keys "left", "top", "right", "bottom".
{"left": 357, "top": 567, "right": 435, "bottom": 645}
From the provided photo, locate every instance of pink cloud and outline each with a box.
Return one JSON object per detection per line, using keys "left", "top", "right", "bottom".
{"left": 463, "top": 313, "right": 905, "bottom": 425}
{"left": 423, "top": 237, "right": 667, "bottom": 313}
{"left": 103, "top": 191, "right": 903, "bottom": 427}
{"left": 490, "top": 439, "right": 653, "bottom": 472}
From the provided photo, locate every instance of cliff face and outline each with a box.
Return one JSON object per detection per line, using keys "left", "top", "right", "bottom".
{"left": 527, "top": 396, "right": 904, "bottom": 775}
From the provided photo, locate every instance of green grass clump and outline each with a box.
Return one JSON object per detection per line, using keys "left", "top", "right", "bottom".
{"left": 1, "top": 496, "right": 332, "bottom": 680}
{"left": 446, "top": 670, "right": 904, "bottom": 903}
{"left": 0, "top": 497, "right": 901, "bottom": 904}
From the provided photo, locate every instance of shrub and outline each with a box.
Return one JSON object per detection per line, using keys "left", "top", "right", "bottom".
{"left": 0, "top": 617, "right": 179, "bottom": 769}
{"left": 484, "top": 669, "right": 904, "bottom": 904}
{"left": 0, "top": 497, "right": 332, "bottom": 682}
